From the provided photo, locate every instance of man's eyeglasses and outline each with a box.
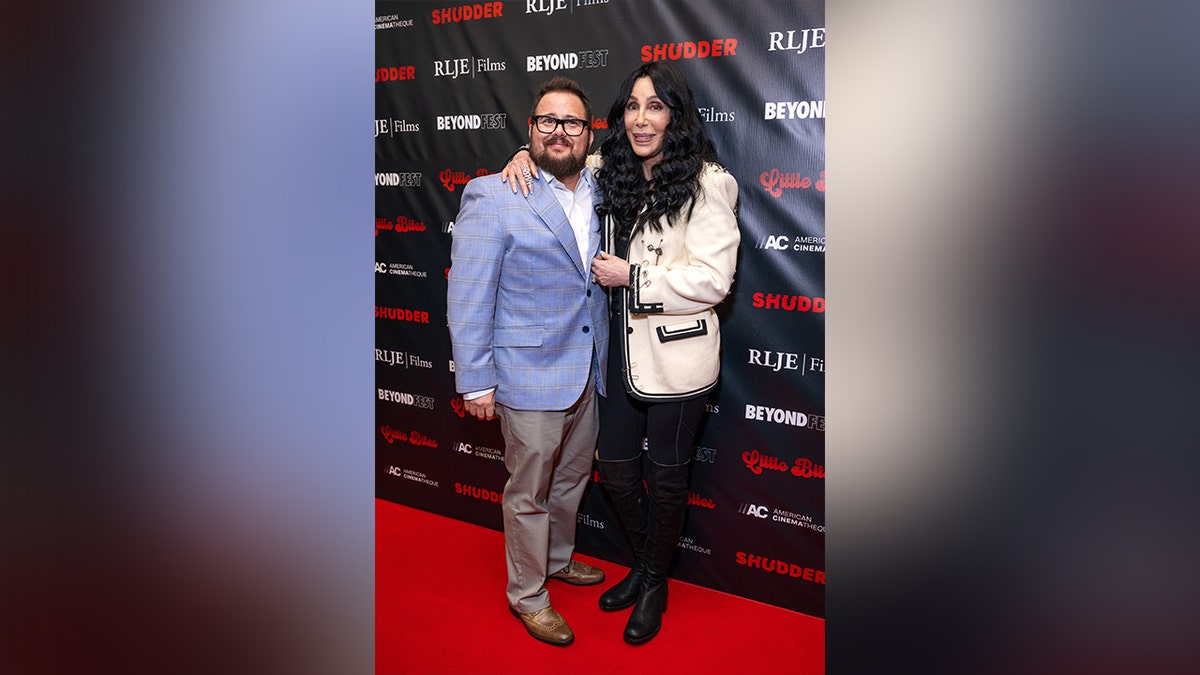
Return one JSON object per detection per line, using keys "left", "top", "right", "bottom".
{"left": 532, "top": 115, "right": 589, "bottom": 137}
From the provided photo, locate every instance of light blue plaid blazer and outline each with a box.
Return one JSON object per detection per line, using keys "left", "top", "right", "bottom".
{"left": 447, "top": 170, "right": 608, "bottom": 411}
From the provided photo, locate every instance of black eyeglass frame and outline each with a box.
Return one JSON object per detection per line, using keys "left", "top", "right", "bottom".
{"left": 531, "top": 115, "right": 590, "bottom": 137}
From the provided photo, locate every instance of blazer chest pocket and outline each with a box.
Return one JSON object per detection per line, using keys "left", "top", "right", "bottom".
{"left": 655, "top": 319, "right": 708, "bottom": 343}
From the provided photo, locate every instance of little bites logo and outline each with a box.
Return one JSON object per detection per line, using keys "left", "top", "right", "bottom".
{"left": 440, "top": 168, "right": 492, "bottom": 192}
{"left": 736, "top": 551, "right": 825, "bottom": 585}
{"left": 687, "top": 491, "right": 715, "bottom": 510}
{"left": 380, "top": 425, "right": 439, "bottom": 448}
{"left": 375, "top": 216, "right": 426, "bottom": 236}
{"left": 768, "top": 28, "right": 826, "bottom": 55}
{"left": 641, "top": 38, "right": 738, "bottom": 62}
{"left": 761, "top": 168, "right": 824, "bottom": 198}
{"left": 742, "top": 448, "right": 825, "bottom": 479}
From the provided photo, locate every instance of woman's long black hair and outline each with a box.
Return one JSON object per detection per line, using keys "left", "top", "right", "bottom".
{"left": 595, "top": 61, "right": 719, "bottom": 239}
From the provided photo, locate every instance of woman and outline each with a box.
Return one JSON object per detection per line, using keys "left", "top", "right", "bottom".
{"left": 502, "top": 61, "right": 740, "bottom": 645}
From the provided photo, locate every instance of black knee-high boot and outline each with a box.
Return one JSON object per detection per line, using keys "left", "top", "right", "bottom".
{"left": 624, "top": 460, "right": 691, "bottom": 645}
{"left": 597, "top": 458, "right": 648, "bottom": 611}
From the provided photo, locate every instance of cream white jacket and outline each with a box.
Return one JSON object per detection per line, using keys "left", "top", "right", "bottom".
{"left": 604, "top": 162, "right": 740, "bottom": 401}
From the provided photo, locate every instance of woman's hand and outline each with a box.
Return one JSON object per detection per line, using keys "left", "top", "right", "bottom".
{"left": 499, "top": 149, "right": 537, "bottom": 196}
{"left": 591, "top": 251, "right": 631, "bottom": 288}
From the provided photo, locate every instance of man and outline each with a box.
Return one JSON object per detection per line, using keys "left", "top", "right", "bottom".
{"left": 447, "top": 76, "right": 609, "bottom": 647}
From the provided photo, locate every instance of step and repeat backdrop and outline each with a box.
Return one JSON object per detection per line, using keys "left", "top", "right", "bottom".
{"left": 376, "top": 0, "right": 825, "bottom": 618}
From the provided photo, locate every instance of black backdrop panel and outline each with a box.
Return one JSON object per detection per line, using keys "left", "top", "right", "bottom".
{"left": 376, "top": 0, "right": 824, "bottom": 618}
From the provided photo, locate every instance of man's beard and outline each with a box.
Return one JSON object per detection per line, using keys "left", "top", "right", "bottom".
{"left": 532, "top": 139, "right": 586, "bottom": 180}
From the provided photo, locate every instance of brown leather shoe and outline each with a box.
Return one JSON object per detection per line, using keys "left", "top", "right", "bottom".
{"left": 548, "top": 559, "right": 606, "bottom": 586}
{"left": 511, "top": 606, "right": 574, "bottom": 646}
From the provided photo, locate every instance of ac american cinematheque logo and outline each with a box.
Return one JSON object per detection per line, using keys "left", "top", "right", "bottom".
{"left": 386, "top": 466, "right": 439, "bottom": 487}
{"left": 375, "top": 14, "right": 414, "bottom": 30}
{"left": 738, "top": 503, "right": 825, "bottom": 534}
{"left": 453, "top": 441, "right": 503, "bottom": 462}
{"left": 755, "top": 234, "right": 824, "bottom": 253}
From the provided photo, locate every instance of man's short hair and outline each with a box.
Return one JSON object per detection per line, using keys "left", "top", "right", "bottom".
{"left": 529, "top": 76, "right": 592, "bottom": 123}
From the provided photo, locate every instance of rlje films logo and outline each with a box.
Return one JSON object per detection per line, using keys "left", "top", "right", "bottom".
{"left": 376, "top": 118, "right": 420, "bottom": 137}
{"left": 433, "top": 57, "right": 508, "bottom": 80}
{"left": 747, "top": 350, "right": 825, "bottom": 375}
{"left": 525, "top": 0, "right": 611, "bottom": 17}
{"left": 769, "top": 28, "right": 826, "bottom": 55}
{"left": 376, "top": 349, "right": 433, "bottom": 369}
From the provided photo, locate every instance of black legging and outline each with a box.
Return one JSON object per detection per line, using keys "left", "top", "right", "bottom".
{"left": 598, "top": 316, "right": 708, "bottom": 467}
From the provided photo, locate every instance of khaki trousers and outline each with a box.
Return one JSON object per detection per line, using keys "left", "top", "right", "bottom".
{"left": 495, "top": 374, "right": 599, "bottom": 614}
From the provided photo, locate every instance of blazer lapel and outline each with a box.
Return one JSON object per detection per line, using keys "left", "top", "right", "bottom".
{"left": 527, "top": 179, "right": 587, "bottom": 279}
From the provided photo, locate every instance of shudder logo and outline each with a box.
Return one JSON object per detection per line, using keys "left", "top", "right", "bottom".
{"left": 736, "top": 551, "right": 825, "bottom": 585}
{"left": 431, "top": 2, "right": 503, "bottom": 24}
{"left": 375, "top": 306, "right": 431, "bottom": 323}
{"left": 750, "top": 292, "right": 826, "bottom": 313}
{"left": 641, "top": 39, "right": 738, "bottom": 62}
{"left": 455, "top": 482, "right": 503, "bottom": 503}
{"left": 376, "top": 66, "right": 416, "bottom": 82}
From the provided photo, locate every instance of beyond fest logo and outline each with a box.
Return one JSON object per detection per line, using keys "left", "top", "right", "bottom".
{"left": 378, "top": 388, "right": 436, "bottom": 410}
{"left": 526, "top": 49, "right": 610, "bottom": 72}
{"left": 744, "top": 404, "right": 826, "bottom": 432}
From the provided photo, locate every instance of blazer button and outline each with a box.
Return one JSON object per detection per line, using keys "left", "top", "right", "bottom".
{"left": 627, "top": 327, "right": 633, "bottom": 334}
{"left": 587, "top": 289, "right": 592, "bottom": 297}
{"left": 582, "top": 326, "right": 590, "bottom": 333}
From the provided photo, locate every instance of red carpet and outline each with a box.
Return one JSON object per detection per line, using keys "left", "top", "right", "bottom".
{"left": 376, "top": 499, "right": 824, "bottom": 674}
